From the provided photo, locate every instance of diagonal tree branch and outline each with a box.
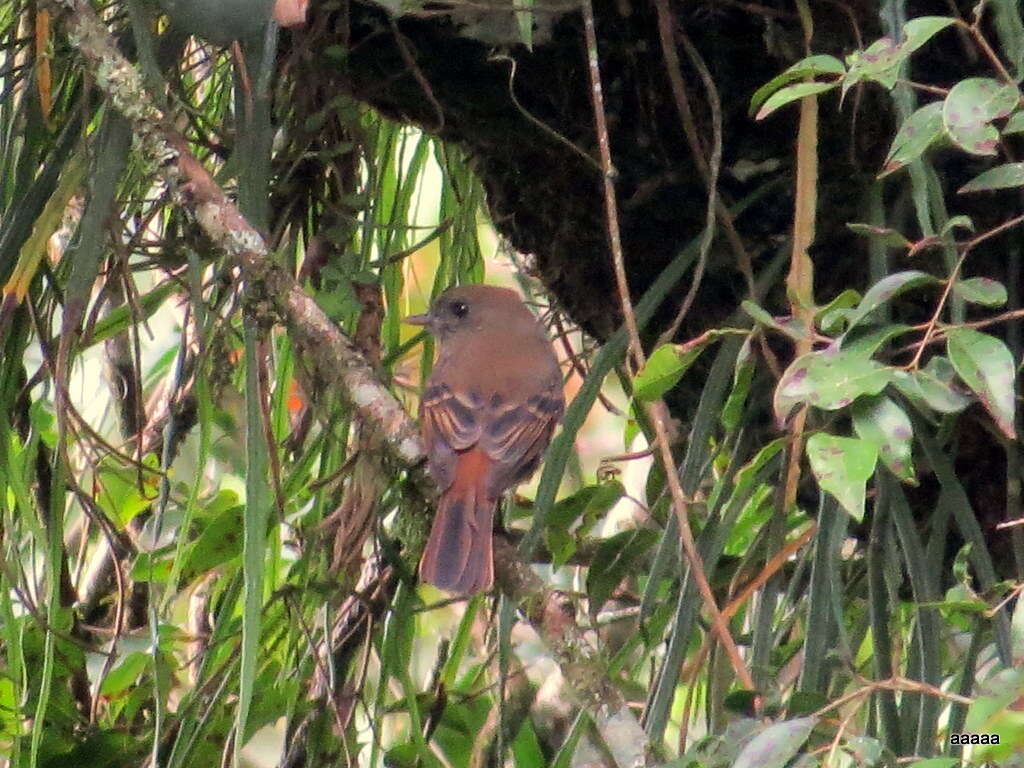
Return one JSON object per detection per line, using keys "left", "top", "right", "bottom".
{"left": 56, "top": 0, "right": 426, "bottom": 475}
{"left": 55, "top": 1, "right": 645, "bottom": 761}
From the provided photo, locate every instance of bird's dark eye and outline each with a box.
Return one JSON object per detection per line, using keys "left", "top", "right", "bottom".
{"left": 450, "top": 300, "right": 469, "bottom": 318}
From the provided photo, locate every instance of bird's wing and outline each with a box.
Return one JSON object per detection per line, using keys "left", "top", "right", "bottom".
{"left": 422, "top": 378, "right": 564, "bottom": 496}
{"left": 421, "top": 383, "right": 484, "bottom": 490}
{"left": 481, "top": 383, "right": 564, "bottom": 494}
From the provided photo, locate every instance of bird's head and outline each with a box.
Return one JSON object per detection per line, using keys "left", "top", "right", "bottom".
{"left": 405, "top": 284, "right": 534, "bottom": 344}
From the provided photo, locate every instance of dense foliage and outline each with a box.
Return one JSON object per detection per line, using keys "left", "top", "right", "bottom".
{"left": 0, "top": 1, "right": 1023, "bottom": 767}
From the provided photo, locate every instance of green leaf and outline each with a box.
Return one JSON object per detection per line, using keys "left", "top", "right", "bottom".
{"left": 815, "top": 288, "right": 861, "bottom": 334}
{"left": 959, "top": 162, "right": 1024, "bottom": 192}
{"left": 881, "top": 102, "right": 944, "bottom": 176}
{"left": 511, "top": 718, "right": 546, "bottom": 768}
{"left": 940, "top": 214, "right": 975, "bottom": 237}
{"left": 99, "top": 652, "right": 149, "bottom": 696}
{"left": 549, "top": 712, "right": 589, "bottom": 768}
{"left": 755, "top": 81, "right": 838, "bottom": 121}
{"left": 721, "top": 336, "right": 755, "bottom": 431}
{"left": 238, "top": 315, "right": 275, "bottom": 766}
{"left": 725, "top": 485, "right": 774, "bottom": 557}
{"left": 963, "top": 668, "right": 1024, "bottom": 761}
{"left": 891, "top": 357, "right": 973, "bottom": 414}
{"left": 816, "top": 289, "right": 862, "bottom": 317}
{"left": 841, "top": 18, "right": 952, "bottom": 111}
{"left": 586, "top": 528, "right": 659, "bottom": 613}
{"left": 942, "top": 77, "right": 1020, "bottom": 155}
{"left": 94, "top": 455, "right": 159, "bottom": 528}
{"left": 806, "top": 434, "right": 878, "bottom": 520}
{"left": 953, "top": 277, "right": 1008, "bottom": 307}
{"left": 844, "top": 37, "right": 904, "bottom": 95}
{"left": 774, "top": 347, "right": 892, "bottom": 426}
{"left": 634, "top": 342, "right": 707, "bottom": 402}
{"left": 316, "top": 278, "right": 360, "bottom": 321}
{"left": 38, "top": 730, "right": 147, "bottom": 768}
{"left": 852, "top": 395, "right": 915, "bottom": 483}
{"left": 741, "top": 300, "right": 808, "bottom": 340}
{"left": 905, "top": 759, "right": 960, "bottom": 768}
{"left": 732, "top": 717, "right": 818, "bottom": 768}
{"left": 733, "top": 439, "right": 786, "bottom": 500}
{"left": 545, "top": 485, "right": 598, "bottom": 529}
{"left": 923, "top": 593, "right": 989, "bottom": 615}
{"left": 844, "top": 270, "right": 940, "bottom": 333}
{"left": 244, "top": 664, "right": 296, "bottom": 742}
{"left": 842, "top": 324, "right": 912, "bottom": 357}
{"left": 787, "top": 691, "right": 828, "bottom": 717}
{"left": 750, "top": 54, "right": 845, "bottom": 115}
{"left": 1003, "top": 110, "right": 1024, "bottom": 134}
{"left": 545, "top": 480, "right": 625, "bottom": 568}
{"left": 901, "top": 16, "right": 957, "bottom": 53}
{"left": 181, "top": 504, "right": 245, "bottom": 581}
{"left": 581, "top": 480, "right": 626, "bottom": 526}
{"left": 946, "top": 327, "right": 1017, "bottom": 438}
{"left": 29, "top": 399, "right": 57, "bottom": 449}
{"left": 845, "top": 222, "right": 911, "bottom": 249}
{"left": 845, "top": 735, "right": 885, "bottom": 765}
{"left": 622, "top": 415, "right": 641, "bottom": 449}
{"left": 85, "top": 281, "right": 178, "bottom": 346}
{"left": 383, "top": 583, "right": 418, "bottom": 682}
{"left": 385, "top": 743, "right": 418, "bottom": 768}
{"left": 129, "top": 550, "right": 175, "bottom": 583}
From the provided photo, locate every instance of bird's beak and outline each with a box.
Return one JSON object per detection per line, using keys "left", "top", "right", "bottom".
{"left": 404, "top": 312, "right": 431, "bottom": 326}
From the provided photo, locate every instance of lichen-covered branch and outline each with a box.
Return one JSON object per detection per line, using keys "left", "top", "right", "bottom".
{"left": 493, "top": 539, "right": 650, "bottom": 767}
{"left": 56, "top": 2, "right": 647, "bottom": 762}
{"left": 55, "top": 0, "right": 425, "bottom": 474}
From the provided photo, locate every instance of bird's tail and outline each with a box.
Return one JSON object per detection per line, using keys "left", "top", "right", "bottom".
{"left": 419, "top": 448, "right": 495, "bottom": 594}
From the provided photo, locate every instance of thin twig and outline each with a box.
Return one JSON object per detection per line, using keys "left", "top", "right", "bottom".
{"left": 907, "top": 214, "right": 1024, "bottom": 369}
{"left": 580, "top": 0, "right": 643, "bottom": 370}
{"left": 824, "top": 704, "right": 860, "bottom": 764}
{"left": 491, "top": 54, "right": 602, "bottom": 173}
{"left": 388, "top": 17, "right": 445, "bottom": 134}
{"left": 960, "top": 16, "right": 1015, "bottom": 84}
{"left": 653, "top": 0, "right": 754, "bottom": 312}
{"left": 580, "top": 0, "right": 755, "bottom": 694}
{"left": 378, "top": 218, "right": 454, "bottom": 266}
{"left": 907, "top": 250, "right": 968, "bottom": 370}
{"left": 892, "top": 306, "right": 1024, "bottom": 354}
{"left": 967, "top": 212, "right": 1024, "bottom": 251}
{"left": 723, "top": 522, "right": 817, "bottom": 620}
{"left": 600, "top": 447, "right": 654, "bottom": 463}
{"left": 551, "top": 312, "right": 624, "bottom": 415}
{"left": 675, "top": 522, "right": 818, "bottom": 752}
{"left": 984, "top": 581, "right": 1023, "bottom": 616}
{"left": 655, "top": 19, "right": 723, "bottom": 345}
{"left": 811, "top": 675, "right": 973, "bottom": 722}
{"left": 897, "top": 79, "right": 949, "bottom": 96}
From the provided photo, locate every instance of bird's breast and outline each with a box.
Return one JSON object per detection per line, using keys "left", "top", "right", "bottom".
{"left": 432, "top": 331, "right": 560, "bottom": 403}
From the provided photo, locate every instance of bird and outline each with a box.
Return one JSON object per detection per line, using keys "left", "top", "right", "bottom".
{"left": 405, "top": 284, "right": 565, "bottom": 593}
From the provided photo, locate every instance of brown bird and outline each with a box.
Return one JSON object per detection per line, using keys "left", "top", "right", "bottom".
{"left": 406, "top": 285, "right": 564, "bottom": 593}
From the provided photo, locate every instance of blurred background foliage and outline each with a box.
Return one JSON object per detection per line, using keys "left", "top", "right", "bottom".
{"left": 1, "top": 0, "right": 1024, "bottom": 767}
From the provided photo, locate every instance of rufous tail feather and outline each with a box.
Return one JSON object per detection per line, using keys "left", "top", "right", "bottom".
{"left": 419, "top": 449, "right": 494, "bottom": 593}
